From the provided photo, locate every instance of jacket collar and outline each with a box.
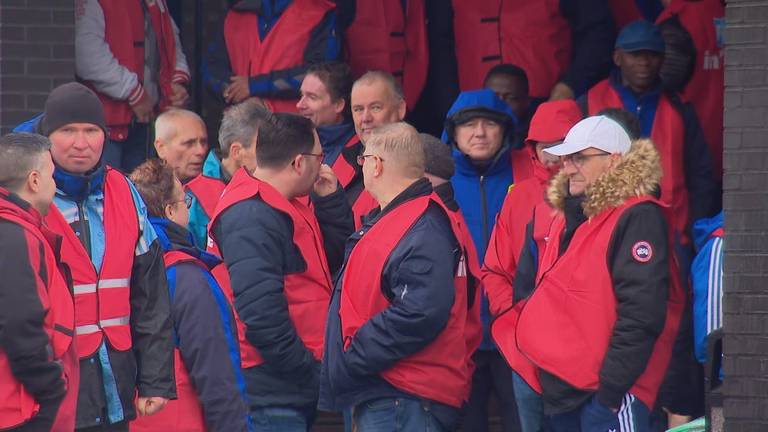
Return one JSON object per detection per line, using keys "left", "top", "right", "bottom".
{"left": 53, "top": 162, "right": 106, "bottom": 203}
{"left": 0, "top": 187, "right": 42, "bottom": 227}
{"left": 453, "top": 144, "right": 512, "bottom": 177}
{"left": 364, "top": 178, "right": 432, "bottom": 224}
{"left": 546, "top": 139, "right": 662, "bottom": 218}
{"left": 150, "top": 217, "right": 221, "bottom": 269}
{"left": 433, "top": 182, "right": 459, "bottom": 212}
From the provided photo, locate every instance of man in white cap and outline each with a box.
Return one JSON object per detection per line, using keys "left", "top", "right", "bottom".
{"left": 510, "top": 116, "right": 685, "bottom": 431}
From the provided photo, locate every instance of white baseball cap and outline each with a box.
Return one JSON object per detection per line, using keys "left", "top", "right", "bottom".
{"left": 543, "top": 115, "right": 632, "bottom": 157}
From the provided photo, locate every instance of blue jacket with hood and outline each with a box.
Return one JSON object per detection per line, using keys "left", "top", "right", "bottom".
{"left": 442, "top": 89, "right": 518, "bottom": 350}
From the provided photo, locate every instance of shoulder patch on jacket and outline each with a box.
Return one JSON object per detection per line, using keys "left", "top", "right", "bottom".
{"left": 632, "top": 241, "right": 653, "bottom": 263}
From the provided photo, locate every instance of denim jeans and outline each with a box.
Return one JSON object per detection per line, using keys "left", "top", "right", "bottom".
{"left": 548, "top": 394, "right": 650, "bottom": 432}
{"left": 250, "top": 407, "right": 311, "bottom": 432}
{"left": 353, "top": 397, "right": 452, "bottom": 432}
{"left": 513, "top": 371, "right": 547, "bottom": 432}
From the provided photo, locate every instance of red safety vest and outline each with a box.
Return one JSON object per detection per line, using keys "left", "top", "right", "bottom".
{"left": 516, "top": 196, "right": 685, "bottom": 408}
{"left": 208, "top": 168, "right": 333, "bottom": 368}
{"left": 586, "top": 79, "right": 691, "bottom": 244}
{"left": 185, "top": 175, "right": 226, "bottom": 219}
{"left": 130, "top": 250, "right": 209, "bottom": 432}
{"left": 224, "top": 0, "right": 335, "bottom": 113}
{"left": 339, "top": 193, "right": 478, "bottom": 408}
{"left": 45, "top": 169, "right": 139, "bottom": 359}
{"left": 345, "top": 0, "right": 429, "bottom": 108}
{"left": 452, "top": 0, "right": 571, "bottom": 98}
{"left": 82, "top": 0, "right": 181, "bottom": 141}
{"left": 657, "top": 0, "right": 724, "bottom": 179}
{"left": 0, "top": 192, "right": 78, "bottom": 431}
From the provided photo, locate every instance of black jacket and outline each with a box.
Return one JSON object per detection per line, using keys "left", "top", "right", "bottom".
{"left": 212, "top": 185, "right": 353, "bottom": 411}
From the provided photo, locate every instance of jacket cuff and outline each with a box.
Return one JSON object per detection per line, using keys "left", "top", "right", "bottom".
{"left": 596, "top": 384, "right": 625, "bottom": 410}
{"left": 128, "top": 83, "right": 146, "bottom": 106}
{"left": 172, "top": 70, "right": 190, "bottom": 85}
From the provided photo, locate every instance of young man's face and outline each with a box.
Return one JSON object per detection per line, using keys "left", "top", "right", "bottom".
{"left": 614, "top": 49, "right": 664, "bottom": 94}
{"left": 485, "top": 74, "right": 530, "bottom": 119}
{"left": 296, "top": 74, "right": 344, "bottom": 127}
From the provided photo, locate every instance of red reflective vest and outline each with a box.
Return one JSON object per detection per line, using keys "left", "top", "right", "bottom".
{"left": 452, "top": 0, "right": 571, "bottom": 98}
{"left": 329, "top": 134, "right": 379, "bottom": 228}
{"left": 224, "top": 0, "right": 335, "bottom": 113}
{"left": 586, "top": 79, "right": 691, "bottom": 244}
{"left": 657, "top": 0, "right": 724, "bottom": 178}
{"left": 339, "top": 193, "right": 479, "bottom": 408}
{"left": 208, "top": 168, "right": 333, "bottom": 367}
{"left": 516, "top": 196, "right": 685, "bottom": 408}
{"left": 0, "top": 192, "right": 78, "bottom": 431}
{"left": 82, "top": 0, "right": 183, "bottom": 141}
{"left": 130, "top": 250, "right": 208, "bottom": 432}
{"left": 45, "top": 168, "right": 139, "bottom": 359}
{"left": 345, "top": 0, "right": 429, "bottom": 108}
{"left": 185, "top": 175, "right": 226, "bottom": 220}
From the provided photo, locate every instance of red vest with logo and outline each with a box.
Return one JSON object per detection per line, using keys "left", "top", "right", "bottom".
{"left": 339, "top": 194, "right": 478, "bottom": 408}
{"left": 587, "top": 79, "right": 691, "bottom": 244}
{"left": 84, "top": 0, "right": 180, "bottom": 141}
{"left": 0, "top": 194, "right": 78, "bottom": 430}
{"left": 345, "top": 0, "right": 429, "bottom": 108}
{"left": 207, "top": 168, "right": 333, "bottom": 368}
{"left": 516, "top": 196, "right": 685, "bottom": 408}
{"left": 185, "top": 175, "right": 226, "bottom": 219}
{"left": 452, "top": 0, "right": 571, "bottom": 98}
{"left": 44, "top": 169, "right": 139, "bottom": 359}
{"left": 657, "top": 0, "right": 724, "bottom": 178}
{"left": 130, "top": 250, "right": 208, "bottom": 432}
{"left": 224, "top": 0, "right": 335, "bottom": 113}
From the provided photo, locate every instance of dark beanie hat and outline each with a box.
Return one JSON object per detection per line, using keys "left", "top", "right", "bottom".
{"left": 40, "top": 82, "right": 107, "bottom": 137}
{"left": 421, "top": 133, "right": 455, "bottom": 180}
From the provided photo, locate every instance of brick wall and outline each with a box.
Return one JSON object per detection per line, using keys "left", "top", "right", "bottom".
{"left": 722, "top": 0, "right": 768, "bottom": 430}
{"left": 0, "top": 0, "right": 75, "bottom": 133}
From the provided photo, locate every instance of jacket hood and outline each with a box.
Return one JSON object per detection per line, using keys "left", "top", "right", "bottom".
{"left": 692, "top": 210, "right": 723, "bottom": 251}
{"left": 525, "top": 99, "right": 583, "bottom": 146}
{"left": 546, "top": 138, "right": 662, "bottom": 218}
{"left": 441, "top": 89, "right": 518, "bottom": 149}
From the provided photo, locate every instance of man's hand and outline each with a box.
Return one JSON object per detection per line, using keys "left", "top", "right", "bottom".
{"left": 136, "top": 396, "right": 168, "bottom": 416}
{"left": 314, "top": 164, "right": 339, "bottom": 197}
{"left": 549, "top": 82, "right": 575, "bottom": 101}
{"left": 223, "top": 76, "right": 251, "bottom": 104}
{"left": 131, "top": 93, "right": 156, "bottom": 123}
{"left": 169, "top": 83, "right": 189, "bottom": 108}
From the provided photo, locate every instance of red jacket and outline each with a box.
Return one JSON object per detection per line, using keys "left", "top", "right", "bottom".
{"left": 83, "top": 0, "right": 186, "bottom": 141}
{"left": 0, "top": 191, "right": 78, "bottom": 431}
{"left": 657, "top": 0, "right": 724, "bottom": 178}
{"left": 224, "top": 0, "right": 335, "bottom": 113}
{"left": 207, "top": 168, "right": 333, "bottom": 367}
{"left": 345, "top": 0, "right": 429, "bottom": 109}
{"left": 44, "top": 168, "right": 139, "bottom": 359}
{"left": 452, "top": 0, "right": 571, "bottom": 98}
{"left": 516, "top": 196, "right": 685, "bottom": 408}
{"left": 185, "top": 175, "right": 226, "bottom": 220}
{"left": 339, "top": 193, "right": 480, "bottom": 407}
{"left": 586, "top": 79, "right": 691, "bottom": 244}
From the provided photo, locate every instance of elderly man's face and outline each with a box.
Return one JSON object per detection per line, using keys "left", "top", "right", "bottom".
{"left": 454, "top": 117, "right": 504, "bottom": 162}
{"left": 156, "top": 117, "right": 208, "bottom": 183}
{"left": 561, "top": 148, "right": 615, "bottom": 196}
{"left": 351, "top": 80, "right": 405, "bottom": 142}
{"left": 49, "top": 123, "right": 105, "bottom": 174}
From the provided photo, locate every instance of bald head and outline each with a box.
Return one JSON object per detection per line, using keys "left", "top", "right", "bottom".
{"left": 351, "top": 71, "right": 407, "bottom": 142}
{"left": 154, "top": 109, "right": 208, "bottom": 182}
{"left": 366, "top": 122, "right": 424, "bottom": 179}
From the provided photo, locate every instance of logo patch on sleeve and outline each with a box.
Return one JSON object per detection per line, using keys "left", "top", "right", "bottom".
{"left": 632, "top": 241, "right": 653, "bottom": 263}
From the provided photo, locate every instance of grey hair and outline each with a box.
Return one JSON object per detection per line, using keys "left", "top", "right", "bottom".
{"left": 218, "top": 99, "right": 271, "bottom": 157}
{"left": 154, "top": 109, "right": 205, "bottom": 143}
{"left": 353, "top": 70, "right": 405, "bottom": 103}
{"left": 366, "top": 122, "right": 424, "bottom": 179}
{"left": 0, "top": 133, "right": 51, "bottom": 192}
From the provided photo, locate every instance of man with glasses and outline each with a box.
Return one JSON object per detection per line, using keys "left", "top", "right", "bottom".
{"left": 513, "top": 116, "right": 685, "bottom": 431}
{"left": 208, "top": 113, "right": 353, "bottom": 431}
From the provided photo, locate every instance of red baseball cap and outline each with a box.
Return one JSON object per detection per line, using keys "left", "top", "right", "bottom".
{"left": 525, "top": 100, "right": 583, "bottom": 146}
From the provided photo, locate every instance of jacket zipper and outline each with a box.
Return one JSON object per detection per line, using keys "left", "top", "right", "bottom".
{"left": 479, "top": 175, "right": 489, "bottom": 246}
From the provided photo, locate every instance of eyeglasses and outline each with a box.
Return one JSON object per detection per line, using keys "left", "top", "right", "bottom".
{"left": 357, "top": 154, "right": 384, "bottom": 166}
{"left": 171, "top": 195, "right": 193, "bottom": 209}
{"left": 300, "top": 152, "right": 325, "bottom": 160}
{"left": 562, "top": 152, "right": 611, "bottom": 168}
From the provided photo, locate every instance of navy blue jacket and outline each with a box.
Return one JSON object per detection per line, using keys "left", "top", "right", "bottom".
{"left": 211, "top": 185, "right": 353, "bottom": 411}
{"left": 151, "top": 218, "right": 251, "bottom": 432}
{"left": 319, "top": 179, "right": 461, "bottom": 425}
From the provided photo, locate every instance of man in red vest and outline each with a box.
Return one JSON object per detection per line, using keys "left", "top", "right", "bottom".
{"left": 75, "top": 0, "right": 190, "bottom": 172}
{"left": 153, "top": 109, "right": 209, "bottom": 184}
{"left": 513, "top": 116, "right": 684, "bottom": 431}
{"left": 209, "top": 113, "right": 353, "bottom": 431}
{"left": 0, "top": 133, "right": 78, "bottom": 432}
{"left": 39, "top": 82, "right": 176, "bottom": 432}
{"left": 320, "top": 122, "right": 478, "bottom": 432}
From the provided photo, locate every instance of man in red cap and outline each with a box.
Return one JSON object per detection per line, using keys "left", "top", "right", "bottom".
{"left": 482, "top": 99, "right": 582, "bottom": 432}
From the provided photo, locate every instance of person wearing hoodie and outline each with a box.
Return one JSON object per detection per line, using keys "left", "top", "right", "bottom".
{"left": 442, "top": 88, "right": 522, "bottom": 432}
{"left": 483, "top": 100, "right": 582, "bottom": 431}
{"left": 128, "top": 159, "right": 251, "bottom": 432}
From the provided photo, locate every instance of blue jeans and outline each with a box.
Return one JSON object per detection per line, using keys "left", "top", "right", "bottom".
{"left": 353, "top": 397, "right": 451, "bottom": 432}
{"left": 513, "top": 371, "right": 547, "bottom": 432}
{"left": 250, "top": 407, "right": 311, "bottom": 432}
{"left": 548, "top": 394, "right": 650, "bottom": 432}
{"left": 103, "top": 123, "right": 153, "bottom": 173}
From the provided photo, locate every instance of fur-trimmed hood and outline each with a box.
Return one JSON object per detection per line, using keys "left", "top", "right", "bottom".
{"left": 546, "top": 139, "right": 662, "bottom": 218}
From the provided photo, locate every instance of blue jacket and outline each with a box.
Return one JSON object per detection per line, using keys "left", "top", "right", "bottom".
{"left": 442, "top": 89, "right": 518, "bottom": 350}
{"left": 691, "top": 211, "right": 723, "bottom": 365}
{"left": 12, "top": 114, "right": 42, "bottom": 133}
{"left": 151, "top": 218, "right": 251, "bottom": 432}
{"left": 319, "top": 179, "right": 461, "bottom": 426}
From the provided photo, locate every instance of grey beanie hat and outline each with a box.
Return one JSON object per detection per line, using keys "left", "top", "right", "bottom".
{"left": 421, "top": 133, "right": 455, "bottom": 180}
{"left": 40, "top": 82, "right": 107, "bottom": 137}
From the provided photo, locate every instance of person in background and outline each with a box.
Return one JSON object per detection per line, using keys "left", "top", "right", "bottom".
{"left": 153, "top": 109, "right": 209, "bottom": 184}
{"left": 483, "top": 64, "right": 535, "bottom": 149}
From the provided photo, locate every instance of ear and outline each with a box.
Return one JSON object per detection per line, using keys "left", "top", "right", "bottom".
{"left": 333, "top": 98, "right": 346, "bottom": 116}
{"left": 27, "top": 170, "right": 41, "bottom": 193}
{"left": 154, "top": 139, "right": 165, "bottom": 158}
{"left": 397, "top": 100, "right": 407, "bottom": 121}
{"left": 164, "top": 202, "right": 175, "bottom": 220}
{"left": 612, "top": 49, "right": 622, "bottom": 68}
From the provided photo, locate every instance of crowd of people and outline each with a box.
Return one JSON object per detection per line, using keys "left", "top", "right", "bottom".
{"left": 0, "top": 0, "right": 726, "bottom": 431}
